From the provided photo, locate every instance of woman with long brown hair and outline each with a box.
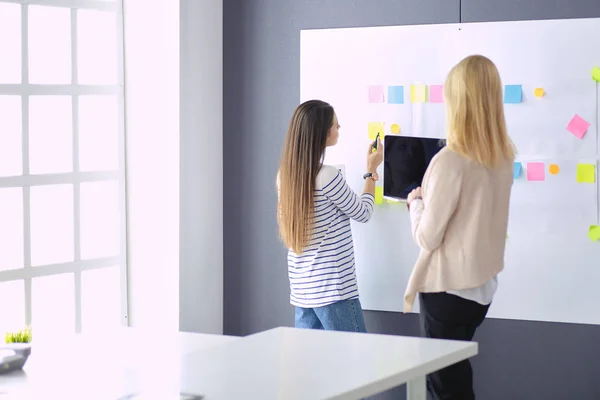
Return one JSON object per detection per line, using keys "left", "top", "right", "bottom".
{"left": 277, "top": 100, "right": 383, "bottom": 331}
{"left": 405, "top": 55, "right": 515, "bottom": 399}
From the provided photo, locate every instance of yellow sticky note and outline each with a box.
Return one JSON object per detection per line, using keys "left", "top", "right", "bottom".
{"left": 368, "top": 122, "right": 384, "bottom": 141}
{"left": 374, "top": 186, "right": 383, "bottom": 205}
{"left": 589, "top": 225, "right": 600, "bottom": 242}
{"left": 391, "top": 124, "right": 401, "bottom": 134}
{"left": 534, "top": 88, "right": 545, "bottom": 98}
{"left": 592, "top": 66, "right": 600, "bottom": 82}
{"left": 410, "top": 84, "right": 427, "bottom": 103}
{"left": 576, "top": 163, "right": 596, "bottom": 183}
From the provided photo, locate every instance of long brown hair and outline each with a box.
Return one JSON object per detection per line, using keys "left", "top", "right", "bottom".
{"left": 277, "top": 100, "right": 334, "bottom": 254}
{"left": 445, "top": 55, "right": 515, "bottom": 167}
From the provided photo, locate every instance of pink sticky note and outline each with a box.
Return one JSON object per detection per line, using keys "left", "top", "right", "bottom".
{"left": 567, "top": 114, "right": 590, "bottom": 139}
{"left": 526, "top": 162, "right": 545, "bottom": 181}
{"left": 368, "top": 86, "right": 385, "bottom": 103}
{"left": 429, "top": 85, "right": 444, "bottom": 103}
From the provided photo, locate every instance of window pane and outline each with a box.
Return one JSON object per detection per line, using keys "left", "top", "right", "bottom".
{"left": 28, "top": 5, "right": 71, "bottom": 84}
{"left": 79, "top": 96, "right": 119, "bottom": 171}
{"left": 80, "top": 181, "right": 119, "bottom": 259}
{"left": 29, "top": 96, "right": 73, "bottom": 174}
{"left": 0, "top": 280, "right": 26, "bottom": 336}
{"left": 30, "top": 184, "right": 74, "bottom": 266}
{"left": 81, "top": 266, "right": 121, "bottom": 332}
{"left": 32, "top": 273, "right": 74, "bottom": 334}
{"left": 0, "top": 96, "right": 23, "bottom": 177}
{"left": 77, "top": 10, "right": 118, "bottom": 84}
{"left": 0, "top": 188, "right": 24, "bottom": 271}
{"left": 0, "top": 4, "right": 21, "bottom": 83}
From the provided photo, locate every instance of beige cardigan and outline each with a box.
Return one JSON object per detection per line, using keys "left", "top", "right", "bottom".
{"left": 404, "top": 147, "right": 513, "bottom": 312}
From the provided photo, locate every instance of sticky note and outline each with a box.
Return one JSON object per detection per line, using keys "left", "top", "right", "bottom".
{"left": 548, "top": 164, "right": 560, "bottom": 175}
{"left": 526, "top": 162, "right": 545, "bottom": 181}
{"left": 374, "top": 186, "right": 383, "bottom": 205}
{"left": 513, "top": 162, "right": 522, "bottom": 179}
{"left": 534, "top": 88, "right": 545, "bottom": 98}
{"left": 410, "top": 84, "right": 427, "bottom": 103}
{"left": 429, "top": 85, "right": 444, "bottom": 103}
{"left": 388, "top": 86, "right": 404, "bottom": 104}
{"left": 576, "top": 163, "right": 596, "bottom": 183}
{"left": 592, "top": 66, "right": 600, "bottom": 82}
{"left": 368, "top": 122, "right": 384, "bottom": 141}
{"left": 567, "top": 114, "right": 590, "bottom": 139}
{"left": 589, "top": 225, "right": 600, "bottom": 242}
{"left": 504, "top": 85, "right": 522, "bottom": 104}
{"left": 368, "top": 86, "right": 385, "bottom": 103}
{"left": 390, "top": 124, "right": 401, "bottom": 134}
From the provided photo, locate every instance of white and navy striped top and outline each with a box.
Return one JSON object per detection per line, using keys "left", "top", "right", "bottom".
{"left": 287, "top": 165, "right": 375, "bottom": 308}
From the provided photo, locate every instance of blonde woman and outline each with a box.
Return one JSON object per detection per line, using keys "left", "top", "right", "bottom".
{"left": 277, "top": 100, "right": 383, "bottom": 332}
{"left": 405, "top": 55, "right": 515, "bottom": 399}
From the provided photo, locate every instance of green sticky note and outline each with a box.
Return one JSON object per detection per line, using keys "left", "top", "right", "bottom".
{"left": 506, "top": 233, "right": 509, "bottom": 239}
{"left": 576, "top": 163, "right": 596, "bottom": 183}
{"left": 374, "top": 186, "right": 384, "bottom": 205}
{"left": 588, "top": 225, "right": 600, "bottom": 242}
{"left": 410, "top": 84, "right": 428, "bottom": 103}
{"left": 368, "top": 122, "right": 384, "bottom": 141}
{"left": 592, "top": 66, "right": 600, "bottom": 82}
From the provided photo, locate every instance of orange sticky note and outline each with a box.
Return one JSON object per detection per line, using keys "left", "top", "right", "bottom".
{"left": 548, "top": 164, "right": 560, "bottom": 175}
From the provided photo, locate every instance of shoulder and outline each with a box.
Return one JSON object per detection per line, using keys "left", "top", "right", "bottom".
{"left": 316, "top": 165, "right": 343, "bottom": 190}
{"left": 429, "top": 147, "right": 468, "bottom": 175}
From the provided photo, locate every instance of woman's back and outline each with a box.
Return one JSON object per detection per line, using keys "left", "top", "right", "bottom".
{"left": 287, "top": 165, "right": 374, "bottom": 308}
{"left": 418, "top": 147, "right": 512, "bottom": 279}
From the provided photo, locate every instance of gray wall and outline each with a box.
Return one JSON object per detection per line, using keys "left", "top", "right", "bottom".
{"left": 223, "top": 1, "right": 600, "bottom": 398}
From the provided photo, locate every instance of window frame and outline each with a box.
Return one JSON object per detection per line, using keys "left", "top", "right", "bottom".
{"left": 0, "top": 0, "right": 128, "bottom": 333}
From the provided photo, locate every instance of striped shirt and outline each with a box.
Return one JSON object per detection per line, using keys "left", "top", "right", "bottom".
{"left": 287, "top": 165, "right": 375, "bottom": 308}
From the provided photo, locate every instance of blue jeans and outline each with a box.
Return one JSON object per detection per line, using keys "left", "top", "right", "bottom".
{"left": 295, "top": 298, "right": 367, "bottom": 332}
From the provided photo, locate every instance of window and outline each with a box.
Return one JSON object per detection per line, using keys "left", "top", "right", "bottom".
{"left": 0, "top": 0, "right": 126, "bottom": 335}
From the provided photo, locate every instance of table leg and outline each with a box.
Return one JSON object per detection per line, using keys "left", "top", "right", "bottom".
{"left": 406, "top": 375, "right": 426, "bottom": 400}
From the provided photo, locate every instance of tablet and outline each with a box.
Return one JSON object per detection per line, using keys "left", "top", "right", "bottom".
{"left": 383, "top": 135, "right": 446, "bottom": 201}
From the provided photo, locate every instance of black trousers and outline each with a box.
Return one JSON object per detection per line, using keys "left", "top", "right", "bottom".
{"left": 419, "top": 292, "right": 490, "bottom": 400}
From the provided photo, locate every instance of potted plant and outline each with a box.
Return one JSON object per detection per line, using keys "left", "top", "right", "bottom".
{"left": 1, "top": 325, "right": 32, "bottom": 373}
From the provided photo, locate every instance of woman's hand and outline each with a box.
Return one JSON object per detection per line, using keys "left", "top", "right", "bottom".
{"left": 367, "top": 137, "right": 383, "bottom": 172}
{"left": 407, "top": 187, "right": 422, "bottom": 204}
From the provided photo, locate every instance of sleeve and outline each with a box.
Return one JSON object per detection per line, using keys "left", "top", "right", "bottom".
{"left": 320, "top": 168, "right": 374, "bottom": 223}
{"left": 410, "top": 155, "right": 463, "bottom": 252}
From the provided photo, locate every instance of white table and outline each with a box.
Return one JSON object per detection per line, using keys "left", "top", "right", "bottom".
{"left": 0, "top": 327, "right": 477, "bottom": 400}
{"left": 0, "top": 328, "right": 239, "bottom": 399}
{"left": 179, "top": 327, "right": 477, "bottom": 400}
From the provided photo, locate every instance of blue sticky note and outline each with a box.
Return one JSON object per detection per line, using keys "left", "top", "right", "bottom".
{"left": 504, "top": 85, "right": 522, "bottom": 104}
{"left": 513, "top": 162, "right": 522, "bottom": 179}
{"left": 388, "top": 86, "right": 404, "bottom": 104}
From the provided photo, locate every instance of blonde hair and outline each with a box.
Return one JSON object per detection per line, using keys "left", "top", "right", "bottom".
{"left": 444, "top": 55, "right": 515, "bottom": 168}
{"left": 277, "top": 100, "right": 333, "bottom": 254}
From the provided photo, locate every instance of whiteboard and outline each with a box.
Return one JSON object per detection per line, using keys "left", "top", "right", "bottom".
{"left": 300, "top": 18, "right": 600, "bottom": 325}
